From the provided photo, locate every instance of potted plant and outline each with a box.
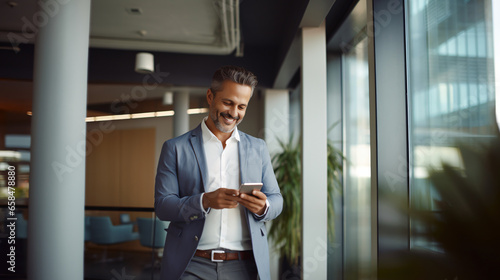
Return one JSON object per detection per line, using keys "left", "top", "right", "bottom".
{"left": 378, "top": 130, "right": 500, "bottom": 280}
{"left": 269, "top": 135, "right": 343, "bottom": 277}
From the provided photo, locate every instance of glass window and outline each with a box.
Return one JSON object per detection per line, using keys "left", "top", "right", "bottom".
{"left": 343, "top": 36, "right": 372, "bottom": 278}
{"left": 407, "top": 0, "right": 497, "bottom": 251}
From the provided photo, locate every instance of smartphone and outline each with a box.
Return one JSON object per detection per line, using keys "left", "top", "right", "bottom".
{"left": 239, "top": 183, "right": 263, "bottom": 195}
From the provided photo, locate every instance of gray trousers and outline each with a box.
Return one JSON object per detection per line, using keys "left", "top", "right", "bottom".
{"left": 180, "top": 255, "right": 258, "bottom": 280}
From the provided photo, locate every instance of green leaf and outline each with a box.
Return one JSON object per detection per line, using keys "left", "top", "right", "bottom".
{"left": 269, "top": 133, "right": 344, "bottom": 266}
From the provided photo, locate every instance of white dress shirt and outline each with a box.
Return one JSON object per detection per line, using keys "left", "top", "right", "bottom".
{"left": 197, "top": 118, "right": 252, "bottom": 251}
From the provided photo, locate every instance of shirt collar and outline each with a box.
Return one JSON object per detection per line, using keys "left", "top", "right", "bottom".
{"left": 201, "top": 116, "right": 240, "bottom": 144}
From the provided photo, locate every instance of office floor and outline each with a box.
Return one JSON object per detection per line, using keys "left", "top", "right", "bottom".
{"left": 0, "top": 245, "right": 161, "bottom": 280}
{"left": 84, "top": 248, "right": 162, "bottom": 280}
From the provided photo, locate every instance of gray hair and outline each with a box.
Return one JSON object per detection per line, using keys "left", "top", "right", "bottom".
{"left": 210, "top": 65, "right": 258, "bottom": 95}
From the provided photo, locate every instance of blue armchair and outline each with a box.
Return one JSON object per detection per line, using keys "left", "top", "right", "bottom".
{"left": 120, "top": 213, "right": 136, "bottom": 225}
{"left": 15, "top": 213, "right": 28, "bottom": 239}
{"left": 137, "top": 217, "right": 169, "bottom": 268}
{"left": 136, "top": 217, "right": 169, "bottom": 249}
{"left": 89, "top": 216, "right": 139, "bottom": 245}
{"left": 84, "top": 216, "right": 91, "bottom": 242}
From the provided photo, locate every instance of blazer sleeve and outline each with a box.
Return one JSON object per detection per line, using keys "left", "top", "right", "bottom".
{"left": 154, "top": 140, "right": 205, "bottom": 223}
{"left": 256, "top": 139, "right": 283, "bottom": 222}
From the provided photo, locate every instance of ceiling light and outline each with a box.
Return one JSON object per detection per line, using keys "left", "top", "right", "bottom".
{"left": 94, "top": 115, "right": 115, "bottom": 122}
{"left": 163, "top": 92, "right": 173, "bottom": 105}
{"left": 0, "top": 46, "right": 20, "bottom": 52}
{"left": 131, "top": 112, "right": 156, "bottom": 119}
{"left": 187, "top": 108, "right": 209, "bottom": 114}
{"left": 127, "top": 7, "right": 142, "bottom": 15}
{"left": 84, "top": 108, "right": 207, "bottom": 123}
{"left": 111, "top": 114, "right": 131, "bottom": 120}
{"left": 135, "top": 52, "right": 154, "bottom": 74}
{"left": 156, "top": 110, "right": 175, "bottom": 117}
{"left": 0, "top": 150, "right": 22, "bottom": 160}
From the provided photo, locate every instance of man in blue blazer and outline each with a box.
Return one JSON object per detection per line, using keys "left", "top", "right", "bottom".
{"left": 155, "top": 65, "right": 283, "bottom": 280}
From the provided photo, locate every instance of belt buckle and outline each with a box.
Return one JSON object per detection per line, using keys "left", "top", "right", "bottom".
{"left": 211, "top": 250, "right": 225, "bottom": 262}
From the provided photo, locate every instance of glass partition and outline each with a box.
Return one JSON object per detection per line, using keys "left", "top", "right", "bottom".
{"left": 342, "top": 36, "right": 372, "bottom": 279}
{"left": 0, "top": 206, "right": 165, "bottom": 279}
{"left": 407, "top": 0, "right": 498, "bottom": 250}
{"left": 83, "top": 208, "right": 165, "bottom": 280}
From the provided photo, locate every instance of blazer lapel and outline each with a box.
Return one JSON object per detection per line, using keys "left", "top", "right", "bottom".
{"left": 238, "top": 133, "right": 248, "bottom": 184}
{"left": 189, "top": 125, "right": 208, "bottom": 192}
{"left": 238, "top": 133, "right": 254, "bottom": 223}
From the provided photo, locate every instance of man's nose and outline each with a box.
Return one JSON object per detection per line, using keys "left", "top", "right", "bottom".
{"left": 229, "top": 107, "right": 238, "bottom": 118}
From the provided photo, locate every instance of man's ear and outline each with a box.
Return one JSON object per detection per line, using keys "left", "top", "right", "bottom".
{"left": 207, "top": 89, "right": 214, "bottom": 105}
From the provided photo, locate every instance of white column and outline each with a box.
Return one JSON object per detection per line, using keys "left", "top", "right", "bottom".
{"left": 174, "top": 91, "right": 189, "bottom": 137}
{"left": 301, "top": 22, "right": 328, "bottom": 279}
{"left": 29, "top": 0, "right": 91, "bottom": 279}
{"left": 263, "top": 89, "right": 289, "bottom": 156}
{"left": 263, "top": 88, "right": 289, "bottom": 280}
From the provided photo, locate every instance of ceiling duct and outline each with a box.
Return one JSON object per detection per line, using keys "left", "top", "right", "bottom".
{"left": 89, "top": 0, "right": 241, "bottom": 55}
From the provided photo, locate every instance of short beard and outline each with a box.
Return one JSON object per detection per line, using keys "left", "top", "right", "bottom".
{"left": 209, "top": 108, "right": 242, "bottom": 134}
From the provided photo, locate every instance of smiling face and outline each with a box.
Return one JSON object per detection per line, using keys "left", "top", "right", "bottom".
{"left": 205, "top": 80, "right": 252, "bottom": 141}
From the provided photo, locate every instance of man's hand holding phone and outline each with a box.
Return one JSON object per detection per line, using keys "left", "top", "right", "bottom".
{"left": 202, "top": 184, "right": 267, "bottom": 215}
{"left": 239, "top": 183, "right": 267, "bottom": 215}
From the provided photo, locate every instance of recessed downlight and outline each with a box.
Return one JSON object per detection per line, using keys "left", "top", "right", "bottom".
{"left": 127, "top": 7, "right": 142, "bottom": 15}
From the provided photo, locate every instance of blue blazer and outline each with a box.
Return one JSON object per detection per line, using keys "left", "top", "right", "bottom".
{"left": 155, "top": 124, "right": 283, "bottom": 280}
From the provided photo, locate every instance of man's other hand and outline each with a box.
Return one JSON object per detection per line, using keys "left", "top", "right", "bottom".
{"left": 239, "top": 190, "right": 267, "bottom": 215}
{"left": 203, "top": 188, "right": 240, "bottom": 210}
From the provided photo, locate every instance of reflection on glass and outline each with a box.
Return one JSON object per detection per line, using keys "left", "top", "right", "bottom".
{"left": 407, "top": 0, "right": 497, "bottom": 251}
{"left": 343, "top": 37, "right": 371, "bottom": 279}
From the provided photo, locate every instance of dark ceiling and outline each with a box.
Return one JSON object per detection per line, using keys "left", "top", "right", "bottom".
{"left": 0, "top": 0, "right": 358, "bottom": 134}
{"left": 0, "top": 0, "right": 310, "bottom": 88}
